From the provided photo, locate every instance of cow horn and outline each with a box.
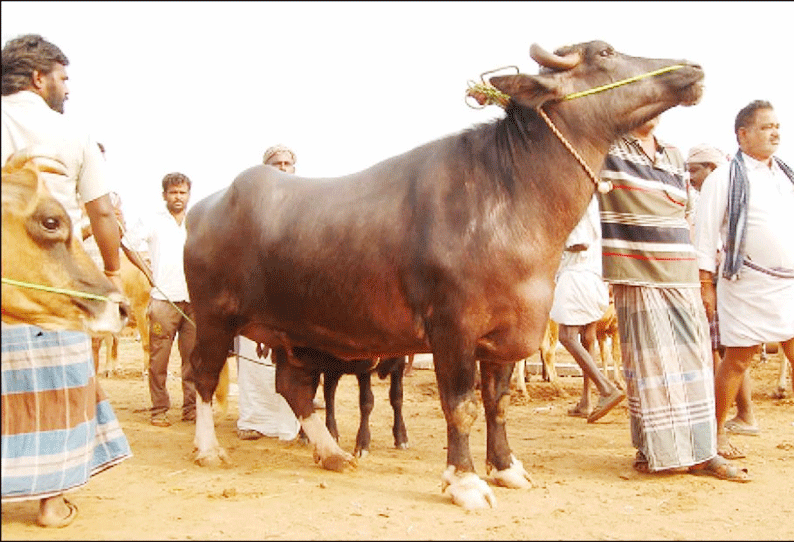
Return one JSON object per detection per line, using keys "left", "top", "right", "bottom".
{"left": 530, "top": 43, "right": 581, "bottom": 70}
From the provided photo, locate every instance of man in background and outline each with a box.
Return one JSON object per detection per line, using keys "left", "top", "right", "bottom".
{"left": 695, "top": 100, "right": 794, "bottom": 460}
{"left": 234, "top": 145, "right": 301, "bottom": 441}
{"left": 124, "top": 173, "right": 196, "bottom": 427}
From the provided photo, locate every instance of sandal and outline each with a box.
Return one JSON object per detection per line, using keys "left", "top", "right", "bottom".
{"left": 37, "top": 497, "right": 78, "bottom": 528}
{"left": 587, "top": 389, "right": 626, "bottom": 423}
{"left": 717, "top": 440, "right": 746, "bottom": 460}
{"left": 632, "top": 451, "right": 650, "bottom": 473}
{"left": 689, "top": 455, "right": 751, "bottom": 483}
{"left": 725, "top": 418, "right": 760, "bottom": 436}
{"left": 150, "top": 413, "right": 171, "bottom": 427}
{"left": 567, "top": 403, "right": 591, "bottom": 418}
{"left": 237, "top": 428, "right": 264, "bottom": 441}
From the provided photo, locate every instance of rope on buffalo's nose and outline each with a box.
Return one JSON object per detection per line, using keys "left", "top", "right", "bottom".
{"left": 463, "top": 63, "right": 687, "bottom": 194}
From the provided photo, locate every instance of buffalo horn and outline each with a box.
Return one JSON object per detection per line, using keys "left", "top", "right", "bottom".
{"left": 530, "top": 43, "right": 581, "bottom": 70}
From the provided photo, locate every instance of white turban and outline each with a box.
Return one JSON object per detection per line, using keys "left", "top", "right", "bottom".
{"left": 263, "top": 144, "right": 296, "bottom": 165}
{"left": 687, "top": 144, "right": 728, "bottom": 166}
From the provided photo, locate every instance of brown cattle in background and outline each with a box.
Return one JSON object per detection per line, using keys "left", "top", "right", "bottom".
{"left": 93, "top": 250, "right": 152, "bottom": 377}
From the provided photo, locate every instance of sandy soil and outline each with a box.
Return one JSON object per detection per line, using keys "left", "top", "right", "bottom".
{"left": 2, "top": 335, "right": 793, "bottom": 540}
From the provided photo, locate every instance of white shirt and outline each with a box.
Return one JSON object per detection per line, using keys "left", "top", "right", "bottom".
{"left": 1, "top": 90, "right": 109, "bottom": 237}
{"left": 123, "top": 209, "right": 189, "bottom": 301}
{"left": 694, "top": 152, "right": 794, "bottom": 345}
{"left": 695, "top": 153, "right": 794, "bottom": 273}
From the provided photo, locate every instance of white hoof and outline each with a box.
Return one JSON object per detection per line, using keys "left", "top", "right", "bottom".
{"left": 194, "top": 446, "right": 230, "bottom": 467}
{"left": 441, "top": 465, "right": 497, "bottom": 510}
{"left": 488, "top": 455, "right": 534, "bottom": 489}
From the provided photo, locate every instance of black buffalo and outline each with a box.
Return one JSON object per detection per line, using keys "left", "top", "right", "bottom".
{"left": 185, "top": 40, "right": 703, "bottom": 509}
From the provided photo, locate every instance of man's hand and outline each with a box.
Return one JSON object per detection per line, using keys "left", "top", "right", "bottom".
{"left": 107, "top": 273, "right": 124, "bottom": 294}
{"left": 699, "top": 273, "right": 716, "bottom": 320}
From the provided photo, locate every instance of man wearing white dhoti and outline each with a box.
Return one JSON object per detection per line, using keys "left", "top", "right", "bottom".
{"left": 695, "top": 100, "right": 794, "bottom": 461}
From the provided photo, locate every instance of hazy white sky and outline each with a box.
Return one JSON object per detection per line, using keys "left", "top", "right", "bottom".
{"left": 3, "top": 1, "right": 792, "bottom": 223}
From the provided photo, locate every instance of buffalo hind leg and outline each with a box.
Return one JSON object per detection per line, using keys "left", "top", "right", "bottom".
{"left": 480, "top": 360, "right": 533, "bottom": 489}
{"left": 192, "top": 325, "right": 234, "bottom": 467}
{"left": 275, "top": 347, "right": 356, "bottom": 472}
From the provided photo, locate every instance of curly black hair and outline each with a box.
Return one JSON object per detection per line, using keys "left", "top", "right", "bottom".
{"left": 1, "top": 34, "right": 69, "bottom": 96}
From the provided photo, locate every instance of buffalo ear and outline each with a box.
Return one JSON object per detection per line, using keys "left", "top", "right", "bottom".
{"left": 489, "top": 73, "right": 565, "bottom": 109}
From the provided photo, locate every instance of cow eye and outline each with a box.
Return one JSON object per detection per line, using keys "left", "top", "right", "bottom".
{"left": 599, "top": 48, "right": 614, "bottom": 58}
{"left": 42, "top": 216, "right": 60, "bottom": 231}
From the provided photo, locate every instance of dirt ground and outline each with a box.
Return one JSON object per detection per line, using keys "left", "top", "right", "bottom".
{"left": 2, "top": 335, "right": 793, "bottom": 541}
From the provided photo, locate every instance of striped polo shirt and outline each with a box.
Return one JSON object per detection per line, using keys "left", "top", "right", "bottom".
{"left": 598, "top": 135, "right": 698, "bottom": 288}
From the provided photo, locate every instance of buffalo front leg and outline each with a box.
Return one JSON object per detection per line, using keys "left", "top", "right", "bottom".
{"left": 192, "top": 328, "right": 233, "bottom": 467}
{"left": 275, "top": 348, "right": 356, "bottom": 472}
{"left": 480, "top": 361, "right": 533, "bottom": 489}
{"left": 433, "top": 346, "right": 496, "bottom": 510}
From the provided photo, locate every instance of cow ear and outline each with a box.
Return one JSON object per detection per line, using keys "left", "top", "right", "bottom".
{"left": 489, "top": 73, "right": 564, "bottom": 109}
{"left": 1, "top": 167, "right": 39, "bottom": 210}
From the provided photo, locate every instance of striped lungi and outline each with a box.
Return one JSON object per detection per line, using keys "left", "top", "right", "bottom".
{"left": 1, "top": 323, "right": 132, "bottom": 502}
{"left": 612, "top": 285, "right": 717, "bottom": 471}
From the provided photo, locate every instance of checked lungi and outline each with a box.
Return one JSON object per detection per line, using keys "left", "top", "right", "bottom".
{"left": 613, "top": 285, "right": 717, "bottom": 471}
{"left": 1, "top": 323, "right": 132, "bottom": 502}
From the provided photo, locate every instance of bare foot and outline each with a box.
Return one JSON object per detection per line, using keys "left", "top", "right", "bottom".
{"left": 37, "top": 495, "right": 78, "bottom": 528}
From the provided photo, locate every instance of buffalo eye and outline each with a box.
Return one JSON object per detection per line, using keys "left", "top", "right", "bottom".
{"left": 599, "top": 47, "right": 614, "bottom": 58}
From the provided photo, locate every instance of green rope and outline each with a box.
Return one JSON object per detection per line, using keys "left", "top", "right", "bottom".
{"left": 2, "top": 277, "right": 111, "bottom": 302}
{"left": 561, "top": 64, "right": 685, "bottom": 101}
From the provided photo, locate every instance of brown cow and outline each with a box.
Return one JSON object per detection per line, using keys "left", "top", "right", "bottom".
{"left": 594, "top": 301, "right": 623, "bottom": 389}
{"left": 513, "top": 320, "right": 560, "bottom": 396}
{"left": 93, "top": 249, "right": 152, "bottom": 377}
{"left": 185, "top": 40, "right": 703, "bottom": 509}
{"left": 1, "top": 149, "right": 128, "bottom": 333}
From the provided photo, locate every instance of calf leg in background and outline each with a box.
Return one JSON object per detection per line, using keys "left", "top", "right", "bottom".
{"left": 780, "top": 337, "right": 794, "bottom": 400}
{"left": 109, "top": 335, "right": 119, "bottom": 375}
{"left": 386, "top": 357, "right": 409, "bottom": 450}
{"left": 772, "top": 342, "right": 792, "bottom": 399}
{"left": 322, "top": 368, "right": 343, "bottom": 442}
{"left": 541, "top": 321, "right": 565, "bottom": 396}
{"left": 403, "top": 353, "right": 415, "bottom": 376}
{"left": 480, "top": 360, "right": 533, "bottom": 489}
{"left": 514, "top": 358, "right": 528, "bottom": 395}
{"left": 91, "top": 336, "right": 102, "bottom": 376}
{"left": 354, "top": 370, "right": 375, "bottom": 458}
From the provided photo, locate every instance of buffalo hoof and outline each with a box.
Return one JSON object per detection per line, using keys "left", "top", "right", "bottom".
{"left": 353, "top": 447, "right": 370, "bottom": 459}
{"left": 314, "top": 449, "right": 357, "bottom": 472}
{"left": 487, "top": 455, "right": 534, "bottom": 489}
{"left": 441, "top": 465, "right": 497, "bottom": 510}
{"left": 194, "top": 448, "right": 231, "bottom": 468}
